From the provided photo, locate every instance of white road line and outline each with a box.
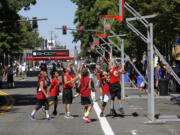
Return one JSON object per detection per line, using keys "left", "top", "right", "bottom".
{"left": 131, "top": 129, "right": 138, "bottom": 135}
{"left": 166, "top": 125, "right": 178, "bottom": 135}
{"left": 93, "top": 102, "right": 115, "bottom": 135}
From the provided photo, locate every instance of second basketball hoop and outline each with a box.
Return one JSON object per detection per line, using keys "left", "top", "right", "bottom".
{"left": 92, "top": 35, "right": 100, "bottom": 45}
{"left": 100, "top": 16, "right": 114, "bottom": 32}
{"left": 89, "top": 42, "right": 96, "bottom": 51}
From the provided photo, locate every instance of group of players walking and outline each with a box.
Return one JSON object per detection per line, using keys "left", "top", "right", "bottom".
{"left": 28, "top": 53, "right": 126, "bottom": 122}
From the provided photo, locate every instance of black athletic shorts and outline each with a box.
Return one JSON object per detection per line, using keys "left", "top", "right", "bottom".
{"left": 63, "top": 89, "right": 73, "bottom": 104}
{"left": 109, "top": 83, "right": 121, "bottom": 100}
{"left": 81, "top": 96, "right": 93, "bottom": 106}
{"left": 75, "top": 83, "right": 80, "bottom": 93}
{"left": 7, "top": 74, "right": 13, "bottom": 83}
{"left": 36, "top": 99, "right": 49, "bottom": 110}
{"left": 48, "top": 96, "right": 58, "bottom": 102}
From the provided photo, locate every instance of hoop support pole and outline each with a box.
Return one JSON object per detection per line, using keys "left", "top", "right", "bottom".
{"left": 119, "top": 0, "right": 124, "bottom": 21}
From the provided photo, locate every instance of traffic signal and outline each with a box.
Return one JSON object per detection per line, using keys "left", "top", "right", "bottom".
{"left": 62, "top": 25, "right": 67, "bottom": 35}
{"left": 32, "top": 17, "right": 38, "bottom": 29}
{"left": 79, "top": 26, "right": 84, "bottom": 36}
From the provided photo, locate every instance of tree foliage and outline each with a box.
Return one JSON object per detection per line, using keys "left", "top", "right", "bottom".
{"left": 0, "top": 0, "right": 43, "bottom": 60}
{"left": 71, "top": 0, "right": 180, "bottom": 61}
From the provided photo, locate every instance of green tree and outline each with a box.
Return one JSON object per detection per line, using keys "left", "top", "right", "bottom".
{"left": 71, "top": 0, "right": 180, "bottom": 61}
{"left": 0, "top": 0, "right": 44, "bottom": 62}
{"left": 71, "top": 0, "right": 119, "bottom": 59}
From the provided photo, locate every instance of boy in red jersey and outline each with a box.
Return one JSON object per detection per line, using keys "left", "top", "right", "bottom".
{"left": 109, "top": 53, "right": 126, "bottom": 116}
{"left": 62, "top": 65, "right": 78, "bottom": 119}
{"left": 48, "top": 71, "right": 60, "bottom": 116}
{"left": 28, "top": 71, "right": 52, "bottom": 120}
{"left": 100, "top": 71, "right": 110, "bottom": 117}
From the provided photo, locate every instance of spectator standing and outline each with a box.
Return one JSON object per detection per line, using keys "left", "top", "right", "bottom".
{"left": 6, "top": 64, "right": 14, "bottom": 88}
{"left": 40, "top": 63, "right": 47, "bottom": 72}
{"left": 170, "top": 61, "right": 178, "bottom": 93}
{"left": 22, "top": 62, "right": 26, "bottom": 79}
{"left": 0, "top": 62, "right": 3, "bottom": 88}
{"left": 18, "top": 63, "right": 22, "bottom": 80}
{"left": 51, "top": 63, "right": 57, "bottom": 79}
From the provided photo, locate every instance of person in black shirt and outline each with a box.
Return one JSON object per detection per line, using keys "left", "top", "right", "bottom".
{"left": 40, "top": 63, "right": 47, "bottom": 72}
{"left": 51, "top": 63, "right": 57, "bottom": 79}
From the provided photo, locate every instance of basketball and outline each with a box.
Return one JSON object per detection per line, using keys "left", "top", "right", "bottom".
{"left": 104, "top": 23, "right": 112, "bottom": 31}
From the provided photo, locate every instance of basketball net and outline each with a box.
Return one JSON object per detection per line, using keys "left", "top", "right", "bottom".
{"left": 100, "top": 17, "right": 115, "bottom": 31}
{"left": 92, "top": 35, "right": 100, "bottom": 45}
{"left": 89, "top": 42, "right": 96, "bottom": 51}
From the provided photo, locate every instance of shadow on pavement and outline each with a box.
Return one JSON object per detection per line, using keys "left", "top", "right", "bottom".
{"left": 14, "top": 81, "right": 38, "bottom": 88}
{"left": 90, "top": 118, "right": 97, "bottom": 122}
{"left": 106, "top": 112, "right": 139, "bottom": 118}
{"left": 0, "top": 95, "right": 6, "bottom": 106}
{"left": 1, "top": 80, "right": 38, "bottom": 89}
{"left": 11, "top": 94, "right": 37, "bottom": 106}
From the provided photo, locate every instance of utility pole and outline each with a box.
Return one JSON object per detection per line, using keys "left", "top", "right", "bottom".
{"left": 48, "top": 31, "right": 54, "bottom": 50}
{"left": 50, "top": 31, "right": 54, "bottom": 44}
{"left": 54, "top": 34, "right": 58, "bottom": 47}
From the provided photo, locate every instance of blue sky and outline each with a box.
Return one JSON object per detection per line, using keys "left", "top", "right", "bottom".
{"left": 19, "top": 0, "right": 80, "bottom": 55}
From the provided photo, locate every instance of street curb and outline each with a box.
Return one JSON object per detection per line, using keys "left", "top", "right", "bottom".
{"left": 0, "top": 90, "right": 14, "bottom": 116}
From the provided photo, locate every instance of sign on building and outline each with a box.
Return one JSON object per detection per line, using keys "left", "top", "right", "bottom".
{"left": 32, "top": 50, "right": 69, "bottom": 57}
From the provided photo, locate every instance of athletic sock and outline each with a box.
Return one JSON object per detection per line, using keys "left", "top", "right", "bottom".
{"left": 46, "top": 114, "right": 50, "bottom": 118}
{"left": 110, "top": 104, "right": 114, "bottom": 110}
{"left": 67, "top": 112, "right": 70, "bottom": 116}
{"left": 84, "top": 111, "right": 90, "bottom": 117}
{"left": 31, "top": 109, "right": 36, "bottom": 116}
{"left": 119, "top": 104, "right": 123, "bottom": 109}
{"left": 91, "top": 92, "right": 95, "bottom": 100}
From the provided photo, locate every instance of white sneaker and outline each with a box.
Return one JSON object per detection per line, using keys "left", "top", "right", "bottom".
{"left": 64, "top": 115, "right": 74, "bottom": 119}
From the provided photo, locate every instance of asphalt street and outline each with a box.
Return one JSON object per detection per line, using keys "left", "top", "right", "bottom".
{"left": 0, "top": 76, "right": 180, "bottom": 135}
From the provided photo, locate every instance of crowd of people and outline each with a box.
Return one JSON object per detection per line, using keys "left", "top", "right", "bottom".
{"left": 0, "top": 61, "right": 28, "bottom": 89}
{"left": 124, "top": 58, "right": 180, "bottom": 94}
{"left": 0, "top": 54, "right": 179, "bottom": 122}
{"left": 28, "top": 53, "right": 126, "bottom": 122}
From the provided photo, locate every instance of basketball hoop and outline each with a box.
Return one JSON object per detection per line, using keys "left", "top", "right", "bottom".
{"left": 92, "top": 35, "right": 100, "bottom": 45}
{"left": 89, "top": 42, "right": 96, "bottom": 51}
{"left": 99, "top": 0, "right": 124, "bottom": 26}
{"left": 88, "top": 47, "right": 91, "bottom": 53}
{"left": 99, "top": 0, "right": 124, "bottom": 31}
